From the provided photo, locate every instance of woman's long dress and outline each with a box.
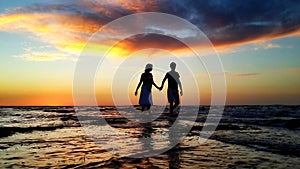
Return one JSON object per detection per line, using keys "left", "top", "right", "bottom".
{"left": 139, "top": 72, "right": 153, "bottom": 106}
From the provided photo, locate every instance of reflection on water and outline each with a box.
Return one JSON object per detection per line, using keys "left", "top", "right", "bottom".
{"left": 0, "top": 106, "right": 299, "bottom": 168}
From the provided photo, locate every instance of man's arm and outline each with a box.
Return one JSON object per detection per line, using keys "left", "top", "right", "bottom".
{"left": 160, "top": 74, "right": 168, "bottom": 90}
{"left": 177, "top": 73, "right": 183, "bottom": 96}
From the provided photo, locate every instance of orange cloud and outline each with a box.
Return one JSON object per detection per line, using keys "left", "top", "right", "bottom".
{"left": 1, "top": 1, "right": 300, "bottom": 61}
{"left": 214, "top": 29, "right": 300, "bottom": 51}
{"left": 213, "top": 72, "right": 261, "bottom": 78}
{"left": 15, "top": 51, "right": 71, "bottom": 61}
{"left": 110, "top": 34, "right": 189, "bottom": 57}
{"left": 78, "top": 0, "right": 159, "bottom": 13}
{"left": 234, "top": 73, "right": 260, "bottom": 77}
{"left": 0, "top": 13, "right": 102, "bottom": 60}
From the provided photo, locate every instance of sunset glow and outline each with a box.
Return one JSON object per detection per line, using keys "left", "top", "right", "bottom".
{"left": 0, "top": 0, "right": 299, "bottom": 106}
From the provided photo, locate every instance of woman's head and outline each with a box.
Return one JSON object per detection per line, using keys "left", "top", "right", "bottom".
{"left": 145, "top": 63, "right": 153, "bottom": 72}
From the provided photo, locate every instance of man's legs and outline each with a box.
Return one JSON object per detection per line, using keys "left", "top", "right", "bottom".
{"left": 167, "top": 89, "right": 180, "bottom": 114}
{"left": 167, "top": 89, "right": 173, "bottom": 113}
{"left": 169, "top": 102, "right": 174, "bottom": 113}
{"left": 172, "top": 91, "right": 180, "bottom": 113}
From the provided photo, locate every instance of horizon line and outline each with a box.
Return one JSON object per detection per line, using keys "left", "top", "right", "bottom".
{"left": 0, "top": 104, "right": 298, "bottom": 107}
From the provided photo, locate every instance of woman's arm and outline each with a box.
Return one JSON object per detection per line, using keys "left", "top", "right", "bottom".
{"left": 152, "top": 81, "right": 160, "bottom": 90}
{"left": 135, "top": 75, "right": 143, "bottom": 96}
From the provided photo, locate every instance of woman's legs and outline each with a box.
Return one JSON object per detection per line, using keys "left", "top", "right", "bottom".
{"left": 142, "top": 105, "right": 151, "bottom": 111}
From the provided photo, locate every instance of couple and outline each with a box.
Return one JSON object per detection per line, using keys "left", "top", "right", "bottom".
{"left": 135, "top": 62, "right": 183, "bottom": 113}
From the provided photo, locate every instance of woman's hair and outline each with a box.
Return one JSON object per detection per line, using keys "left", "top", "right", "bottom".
{"left": 145, "top": 63, "right": 153, "bottom": 72}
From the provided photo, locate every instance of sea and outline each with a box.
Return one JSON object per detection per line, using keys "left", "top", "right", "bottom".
{"left": 0, "top": 105, "right": 299, "bottom": 168}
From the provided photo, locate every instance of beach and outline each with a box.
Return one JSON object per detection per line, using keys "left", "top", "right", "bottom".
{"left": 0, "top": 106, "right": 299, "bottom": 168}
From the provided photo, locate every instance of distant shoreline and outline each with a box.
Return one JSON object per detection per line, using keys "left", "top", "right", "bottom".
{"left": 0, "top": 104, "right": 299, "bottom": 107}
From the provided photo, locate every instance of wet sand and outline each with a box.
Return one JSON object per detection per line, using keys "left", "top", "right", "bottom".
{"left": 0, "top": 106, "right": 299, "bottom": 168}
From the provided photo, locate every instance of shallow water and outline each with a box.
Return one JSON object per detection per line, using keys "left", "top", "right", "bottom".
{"left": 0, "top": 106, "right": 299, "bottom": 168}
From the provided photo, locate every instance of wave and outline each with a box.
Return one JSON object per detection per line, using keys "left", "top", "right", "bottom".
{"left": 0, "top": 125, "right": 65, "bottom": 138}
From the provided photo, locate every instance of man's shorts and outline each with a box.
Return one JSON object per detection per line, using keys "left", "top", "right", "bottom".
{"left": 167, "top": 88, "right": 179, "bottom": 104}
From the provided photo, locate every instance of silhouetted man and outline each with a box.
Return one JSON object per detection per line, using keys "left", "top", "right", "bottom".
{"left": 160, "top": 62, "right": 183, "bottom": 114}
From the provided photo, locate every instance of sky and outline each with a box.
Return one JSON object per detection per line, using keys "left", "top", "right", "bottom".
{"left": 0, "top": 0, "right": 300, "bottom": 106}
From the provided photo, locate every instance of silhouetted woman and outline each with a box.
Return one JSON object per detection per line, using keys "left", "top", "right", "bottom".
{"left": 135, "top": 64, "right": 160, "bottom": 111}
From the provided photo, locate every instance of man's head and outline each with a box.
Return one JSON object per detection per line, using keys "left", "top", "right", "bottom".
{"left": 170, "top": 62, "right": 176, "bottom": 70}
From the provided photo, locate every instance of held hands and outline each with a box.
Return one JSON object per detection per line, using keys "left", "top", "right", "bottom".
{"left": 155, "top": 84, "right": 163, "bottom": 91}
{"left": 136, "top": 88, "right": 182, "bottom": 95}
{"left": 158, "top": 84, "right": 164, "bottom": 91}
